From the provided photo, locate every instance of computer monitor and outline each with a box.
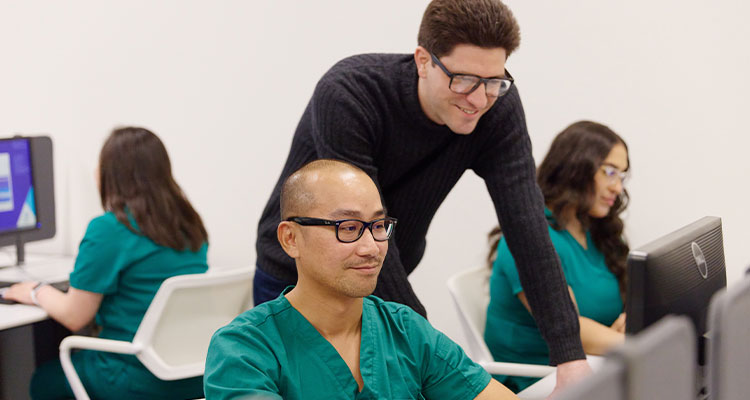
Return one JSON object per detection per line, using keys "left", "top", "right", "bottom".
{"left": 707, "top": 275, "right": 750, "bottom": 400}
{"left": 617, "top": 315, "right": 697, "bottom": 400}
{"left": 625, "top": 216, "right": 726, "bottom": 341}
{"left": 0, "top": 136, "right": 55, "bottom": 266}
{"left": 557, "top": 315, "right": 696, "bottom": 400}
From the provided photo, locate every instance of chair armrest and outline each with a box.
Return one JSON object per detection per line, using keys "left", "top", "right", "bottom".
{"left": 478, "top": 361, "right": 555, "bottom": 378}
{"left": 60, "top": 335, "right": 140, "bottom": 355}
{"left": 59, "top": 336, "right": 141, "bottom": 400}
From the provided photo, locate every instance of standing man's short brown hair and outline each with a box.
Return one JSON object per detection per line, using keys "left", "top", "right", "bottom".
{"left": 418, "top": 0, "right": 521, "bottom": 57}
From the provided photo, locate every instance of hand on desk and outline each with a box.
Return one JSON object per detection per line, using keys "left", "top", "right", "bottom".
{"left": 1, "top": 281, "right": 39, "bottom": 305}
{"left": 4, "top": 282, "right": 102, "bottom": 331}
{"left": 546, "top": 359, "right": 592, "bottom": 399}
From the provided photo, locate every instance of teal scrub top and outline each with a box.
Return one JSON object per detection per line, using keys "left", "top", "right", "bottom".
{"left": 484, "top": 209, "right": 623, "bottom": 393}
{"left": 67, "top": 212, "right": 208, "bottom": 397}
{"left": 205, "top": 289, "right": 491, "bottom": 400}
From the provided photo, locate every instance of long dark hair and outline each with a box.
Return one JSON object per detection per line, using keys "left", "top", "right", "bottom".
{"left": 98, "top": 127, "right": 208, "bottom": 251}
{"left": 488, "top": 121, "right": 630, "bottom": 296}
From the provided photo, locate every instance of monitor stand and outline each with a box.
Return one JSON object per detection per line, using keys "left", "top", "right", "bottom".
{"left": 0, "top": 238, "right": 26, "bottom": 270}
{"left": 15, "top": 237, "right": 25, "bottom": 265}
{"left": 696, "top": 334, "right": 710, "bottom": 400}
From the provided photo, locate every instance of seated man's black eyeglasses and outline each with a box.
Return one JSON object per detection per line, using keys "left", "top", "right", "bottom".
{"left": 430, "top": 53, "right": 514, "bottom": 98}
{"left": 286, "top": 217, "right": 398, "bottom": 243}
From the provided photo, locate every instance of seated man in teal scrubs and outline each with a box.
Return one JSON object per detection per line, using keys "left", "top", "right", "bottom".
{"left": 204, "top": 159, "right": 517, "bottom": 399}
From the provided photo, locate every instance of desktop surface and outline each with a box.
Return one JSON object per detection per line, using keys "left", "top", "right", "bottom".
{"left": 0, "top": 254, "right": 74, "bottom": 330}
{"left": 0, "top": 253, "right": 73, "bottom": 400}
{"left": 516, "top": 355, "right": 605, "bottom": 400}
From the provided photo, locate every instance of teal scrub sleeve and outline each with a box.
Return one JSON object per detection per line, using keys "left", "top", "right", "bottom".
{"left": 404, "top": 310, "right": 492, "bottom": 400}
{"left": 493, "top": 238, "right": 524, "bottom": 295}
{"left": 69, "top": 215, "right": 131, "bottom": 294}
{"left": 204, "top": 325, "right": 283, "bottom": 400}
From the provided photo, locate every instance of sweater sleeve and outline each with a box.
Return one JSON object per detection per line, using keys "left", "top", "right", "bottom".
{"left": 472, "top": 88, "right": 585, "bottom": 365}
{"left": 372, "top": 239, "right": 427, "bottom": 317}
{"left": 306, "top": 73, "right": 427, "bottom": 317}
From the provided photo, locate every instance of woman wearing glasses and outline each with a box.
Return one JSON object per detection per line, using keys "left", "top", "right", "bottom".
{"left": 3, "top": 127, "right": 208, "bottom": 399}
{"left": 484, "top": 121, "right": 630, "bottom": 393}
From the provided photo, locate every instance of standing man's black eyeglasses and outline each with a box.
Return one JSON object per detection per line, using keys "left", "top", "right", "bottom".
{"left": 430, "top": 53, "right": 514, "bottom": 98}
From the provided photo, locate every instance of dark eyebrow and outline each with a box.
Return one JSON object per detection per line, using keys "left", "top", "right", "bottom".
{"left": 329, "top": 208, "right": 386, "bottom": 220}
{"left": 433, "top": 54, "right": 507, "bottom": 80}
{"left": 372, "top": 209, "right": 386, "bottom": 218}
{"left": 329, "top": 209, "right": 361, "bottom": 219}
{"left": 454, "top": 71, "right": 506, "bottom": 80}
{"left": 602, "top": 162, "right": 629, "bottom": 171}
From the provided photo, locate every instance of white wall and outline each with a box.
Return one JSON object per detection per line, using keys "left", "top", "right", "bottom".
{"left": 1, "top": 0, "right": 748, "bottom": 346}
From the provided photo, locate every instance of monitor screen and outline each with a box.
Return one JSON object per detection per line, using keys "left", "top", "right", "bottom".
{"left": 625, "top": 216, "right": 726, "bottom": 338}
{"left": 0, "top": 138, "right": 39, "bottom": 233}
{"left": 0, "top": 136, "right": 55, "bottom": 265}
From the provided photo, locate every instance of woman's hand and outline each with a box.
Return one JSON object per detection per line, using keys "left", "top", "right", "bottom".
{"left": 1, "top": 281, "right": 40, "bottom": 305}
{"left": 5, "top": 282, "right": 103, "bottom": 331}
{"left": 610, "top": 313, "right": 626, "bottom": 333}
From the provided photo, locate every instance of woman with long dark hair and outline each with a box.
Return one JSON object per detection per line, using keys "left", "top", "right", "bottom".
{"left": 484, "top": 121, "right": 629, "bottom": 393}
{"left": 3, "top": 127, "right": 208, "bottom": 399}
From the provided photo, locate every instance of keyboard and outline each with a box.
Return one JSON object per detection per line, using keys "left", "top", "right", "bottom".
{"left": 0, "top": 280, "right": 70, "bottom": 305}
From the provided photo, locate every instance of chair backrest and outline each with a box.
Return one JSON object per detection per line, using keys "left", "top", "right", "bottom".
{"left": 132, "top": 267, "right": 254, "bottom": 380}
{"left": 707, "top": 276, "right": 750, "bottom": 400}
{"left": 614, "top": 315, "right": 696, "bottom": 400}
{"left": 446, "top": 266, "right": 494, "bottom": 363}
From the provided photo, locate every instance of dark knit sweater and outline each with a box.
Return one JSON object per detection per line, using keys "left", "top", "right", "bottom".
{"left": 256, "top": 53, "right": 584, "bottom": 365}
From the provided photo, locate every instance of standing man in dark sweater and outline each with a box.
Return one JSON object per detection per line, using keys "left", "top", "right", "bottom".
{"left": 256, "top": 0, "right": 591, "bottom": 394}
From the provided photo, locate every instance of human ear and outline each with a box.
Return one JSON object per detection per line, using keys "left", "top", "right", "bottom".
{"left": 414, "top": 46, "right": 431, "bottom": 78}
{"left": 277, "top": 221, "right": 300, "bottom": 259}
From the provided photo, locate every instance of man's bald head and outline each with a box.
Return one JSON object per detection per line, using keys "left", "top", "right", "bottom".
{"left": 278, "top": 159, "right": 390, "bottom": 301}
{"left": 280, "top": 159, "right": 376, "bottom": 219}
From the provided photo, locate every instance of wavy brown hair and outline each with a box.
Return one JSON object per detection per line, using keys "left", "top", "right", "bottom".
{"left": 488, "top": 121, "right": 630, "bottom": 296}
{"left": 98, "top": 127, "right": 207, "bottom": 251}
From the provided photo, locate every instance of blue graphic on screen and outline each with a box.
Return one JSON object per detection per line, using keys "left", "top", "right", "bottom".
{"left": 0, "top": 139, "right": 38, "bottom": 233}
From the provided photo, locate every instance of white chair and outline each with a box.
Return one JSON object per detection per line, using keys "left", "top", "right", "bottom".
{"left": 446, "top": 266, "right": 556, "bottom": 377}
{"left": 60, "top": 267, "right": 254, "bottom": 400}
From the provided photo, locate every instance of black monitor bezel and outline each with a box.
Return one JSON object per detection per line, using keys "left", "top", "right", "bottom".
{"left": 0, "top": 136, "right": 56, "bottom": 262}
{"left": 625, "top": 216, "right": 726, "bottom": 337}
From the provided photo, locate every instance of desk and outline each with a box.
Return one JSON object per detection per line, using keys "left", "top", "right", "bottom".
{"left": 0, "top": 254, "right": 75, "bottom": 400}
{"left": 0, "top": 254, "right": 74, "bottom": 329}
{"left": 517, "top": 355, "right": 605, "bottom": 400}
